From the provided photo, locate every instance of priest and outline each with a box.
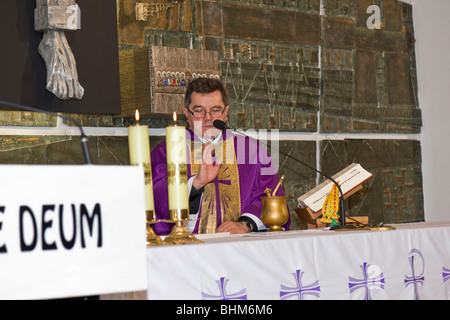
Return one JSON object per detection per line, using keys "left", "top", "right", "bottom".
{"left": 151, "top": 77, "right": 290, "bottom": 234}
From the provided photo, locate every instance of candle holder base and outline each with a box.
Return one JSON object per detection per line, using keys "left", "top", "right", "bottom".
{"left": 164, "top": 220, "right": 203, "bottom": 245}
{"left": 146, "top": 210, "right": 166, "bottom": 246}
{"left": 146, "top": 224, "right": 166, "bottom": 246}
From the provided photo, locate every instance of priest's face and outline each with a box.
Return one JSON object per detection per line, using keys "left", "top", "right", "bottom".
{"left": 184, "top": 90, "right": 229, "bottom": 140}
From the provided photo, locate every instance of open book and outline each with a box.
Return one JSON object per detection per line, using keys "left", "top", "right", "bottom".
{"left": 297, "top": 163, "right": 373, "bottom": 213}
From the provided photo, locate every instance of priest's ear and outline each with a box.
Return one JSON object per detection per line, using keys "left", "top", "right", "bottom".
{"left": 183, "top": 107, "right": 189, "bottom": 119}
{"left": 183, "top": 107, "right": 191, "bottom": 127}
{"left": 223, "top": 105, "right": 230, "bottom": 122}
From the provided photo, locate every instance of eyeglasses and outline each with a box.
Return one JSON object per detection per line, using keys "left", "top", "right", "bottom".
{"left": 187, "top": 107, "right": 225, "bottom": 118}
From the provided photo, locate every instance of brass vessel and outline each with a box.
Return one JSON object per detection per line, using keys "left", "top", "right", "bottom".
{"left": 261, "top": 195, "right": 289, "bottom": 232}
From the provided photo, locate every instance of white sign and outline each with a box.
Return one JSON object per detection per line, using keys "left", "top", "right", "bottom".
{"left": 0, "top": 165, "right": 148, "bottom": 300}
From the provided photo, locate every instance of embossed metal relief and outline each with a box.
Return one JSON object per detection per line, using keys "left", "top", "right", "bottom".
{"left": 135, "top": 0, "right": 185, "bottom": 21}
{"left": 150, "top": 46, "right": 220, "bottom": 114}
{"left": 320, "top": 0, "right": 420, "bottom": 133}
{"left": 117, "top": 0, "right": 191, "bottom": 46}
{"left": 119, "top": 47, "right": 151, "bottom": 117}
{"left": 219, "top": 41, "right": 320, "bottom": 131}
{"left": 117, "top": 0, "right": 420, "bottom": 132}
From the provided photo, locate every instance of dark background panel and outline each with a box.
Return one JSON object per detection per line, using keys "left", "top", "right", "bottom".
{"left": 0, "top": 0, "right": 121, "bottom": 114}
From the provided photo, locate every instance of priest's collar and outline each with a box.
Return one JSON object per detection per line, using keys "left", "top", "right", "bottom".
{"left": 196, "top": 131, "right": 222, "bottom": 144}
{"left": 186, "top": 128, "right": 228, "bottom": 144}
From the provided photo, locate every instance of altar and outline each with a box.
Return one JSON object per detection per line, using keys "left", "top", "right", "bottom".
{"left": 144, "top": 222, "right": 450, "bottom": 300}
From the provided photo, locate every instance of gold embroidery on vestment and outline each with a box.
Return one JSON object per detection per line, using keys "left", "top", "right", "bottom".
{"left": 189, "top": 136, "right": 241, "bottom": 233}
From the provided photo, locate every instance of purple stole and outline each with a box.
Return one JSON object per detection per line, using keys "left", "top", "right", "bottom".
{"left": 188, "top": 134, "right": 241, "bottom": 233}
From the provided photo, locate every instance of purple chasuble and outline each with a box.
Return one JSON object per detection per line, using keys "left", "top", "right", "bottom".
{"left": 150, "top": 128, "right": 290, "bottom": 235}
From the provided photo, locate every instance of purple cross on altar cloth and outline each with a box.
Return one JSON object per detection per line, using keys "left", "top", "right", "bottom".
{"left": 443, "top": 266, "right": 450, "bottom": 283}
{"left": 348, "top": 262, "right": 385, "bottom": 300}
{"left": 150, "top": 128, "right": 291, "bottom": 235}
{"left": 280, "top": 269, "right": 321, "bottom": 300}
{"left": 201, "top": 277, "right": 247, "bottom": 300}
{"left": 404, "top": 249, "right": 425, "bottom": 300}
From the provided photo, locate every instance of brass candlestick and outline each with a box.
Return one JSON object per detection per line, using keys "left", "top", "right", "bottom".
{"left": 163, "top": 209, "right": 203, "bottom": 245}
{"left": 146, "top": 210, "right": 166, "bottom": 246}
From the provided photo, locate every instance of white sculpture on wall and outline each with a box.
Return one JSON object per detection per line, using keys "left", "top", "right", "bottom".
{"left": 35, "top": 0, "right": 84, "bottom": 100}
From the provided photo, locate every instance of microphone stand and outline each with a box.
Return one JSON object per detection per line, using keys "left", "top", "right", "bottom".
{"left": 213, "top": 120, "right": 355, "bottom": 230}
{"left": 0, "top": 100, "right": 92, "bottom": 164}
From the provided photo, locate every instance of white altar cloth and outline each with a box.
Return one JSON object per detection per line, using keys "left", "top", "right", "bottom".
{"left": 146, "top": 222, "right": 450, "bottom": 300}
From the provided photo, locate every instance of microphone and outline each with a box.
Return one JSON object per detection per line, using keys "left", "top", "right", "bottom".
{"left": 0, "top": 100, "right": 92, "bottom": 165}
{"left": 213, "top": 119, "right": 355, "bottom": 230}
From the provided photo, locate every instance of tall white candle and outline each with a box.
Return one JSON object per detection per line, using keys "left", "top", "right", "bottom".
{"left": 128, "top": 110, "right": 154, "bottom": 212}
{"left": 166, "top": 112, "right": 188, "bottom": 216}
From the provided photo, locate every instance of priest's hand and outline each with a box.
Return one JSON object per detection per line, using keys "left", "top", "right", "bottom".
{"left": 192, "top": 142, "right": 221, "bottom": 189}
{"left": 216, "top": 221, "right": 250, "bottom": 234}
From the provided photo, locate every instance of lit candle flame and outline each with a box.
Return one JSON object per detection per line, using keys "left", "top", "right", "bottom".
{"left": 173, "top": 111, "right": 177, "bottom": 122}
{"left": 135, "top": 109, "right": 140, "bottom": 122}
